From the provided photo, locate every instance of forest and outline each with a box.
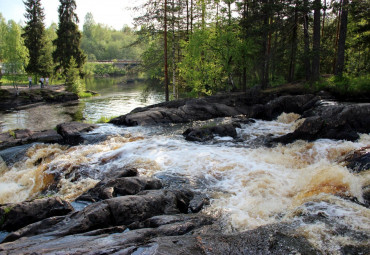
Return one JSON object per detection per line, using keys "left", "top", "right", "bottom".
{"left": 0, "top": 0, "right": 369, "bottom": 99}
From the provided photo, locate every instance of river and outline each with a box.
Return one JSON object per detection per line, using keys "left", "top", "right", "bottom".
{"left": 0, "top": 78, "right": 369, "bottom": 253}
{"left": 0, "top": 77, "right": 164, "bottom": 132}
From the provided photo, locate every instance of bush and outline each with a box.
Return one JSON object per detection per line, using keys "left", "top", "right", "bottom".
{"left": 65, "top": 57, "right": 85, "bottom": 94}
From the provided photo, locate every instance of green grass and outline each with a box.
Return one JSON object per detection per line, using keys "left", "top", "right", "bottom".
{"left": 313, "top": 74, "right": 370, "bottom": 95}
{"left": 96, "top": 115, "right": 118, "bottom": 123}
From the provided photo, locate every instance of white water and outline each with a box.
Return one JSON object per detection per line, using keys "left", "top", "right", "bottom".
{"left": 0, "top": 113, "right": 369, "bottom": 253}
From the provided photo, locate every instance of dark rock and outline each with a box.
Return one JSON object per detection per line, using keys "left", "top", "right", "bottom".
{"left": 189, "top": 194, "right": 210, "bottom": 213}
{"left": 110, "top": 92, "right": 319, "bottom": 127}
{"left": 274, "top": 103, "right": 370, "bottom": 144}
{"left": 56, "top": 122, "right": 97, "bottom": 145}
{"left": 103, "top": 167, "right": 139, "bottom": 179}
{"left": 0, "top": 89, "right": 78, "bottom": 111}
{"left": 77, "top": 176, "right": 162, "bottom": 202}
{"left": 342, "top": 146, "right": 370, "bottom": 173}
{"left": 183, "top": 123, "right": 238, "bottom": 142}
{"left": 0, "top": 143, "right": 34, "bottom": 165}
{"left": 0, "top": 129, "right": 62, "bottom": 151}
{"left": 3, "top": 190, "right": 194, "bottom": 241}
{"left": 0, "top": 197, "right": 73, "bottom": 232}
{"left": 30, "top": 129, "right": 63, "bottom": 144}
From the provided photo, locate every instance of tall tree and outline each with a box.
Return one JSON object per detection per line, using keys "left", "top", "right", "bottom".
{"left": 164, "top": 0, "right": 169, "bottom": 101}
{"left": 302, "top": 0, "right": 311, "bottom": 81}
{"left": 335, "top": 0, "right": 349, "bottom": 77}
{"left": 3, "top": 20, "right": 29, "bottom": 89}
{"left": 53, "top": 0, "right": 86, "bottom": 77}
{"left": 311, "top": 0, "right": 321, "bottom": 82}
{"left": 22, "top": 0, "right": 51, "bottom": 77}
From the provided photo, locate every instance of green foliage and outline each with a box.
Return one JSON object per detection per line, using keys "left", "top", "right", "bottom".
{"left": 22, "top": 0, "right": 52, "bottom": 77}
{"left": 81, "top": 13, "right": 143, "bottom": 61}
{"left": 65, "top": 57, "right": 85, "bottom": 94}
{"left": 313, "top": 74, "right": 370, "bottom": 94}
{"left": 96, "top": 116, "right": 116, "bottom": 123}
{"left": 53, "top": 0, "right": 86, "bottom": 77}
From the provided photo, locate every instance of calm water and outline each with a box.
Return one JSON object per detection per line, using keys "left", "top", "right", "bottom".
{"left": 0, "top": 77, "right": 164, "bottom": 132}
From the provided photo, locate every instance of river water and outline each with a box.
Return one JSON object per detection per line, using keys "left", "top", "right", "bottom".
{"left": 0, "top": 78, "right": 369, "bottom": 253}
{"left": 0, "top": 77, "right": 164, "bottom": 131}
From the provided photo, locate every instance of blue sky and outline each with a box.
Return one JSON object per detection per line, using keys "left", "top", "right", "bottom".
{"left": 0, "top": 0, "right": 144, "bottom": 29}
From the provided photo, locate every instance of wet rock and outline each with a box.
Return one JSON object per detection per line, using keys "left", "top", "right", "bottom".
{"left": 56, "top": 122, "right": 97, "bottom": 145}
{"left": 342, "top": 146, "right": 370, "bottom": 173}
{"left": 183, "top": 123, "right": 238, "bottom": 142}
{"left": 0, "top": 143, "right": 34, "bottom": 165}
{"left": 274, "top": 103, "right": 370, "bottom": 144}
{"left": 110, "top": 92, "right": 319, "bottom": 127}
{"left": 103, "top": 167, "right": 138, "bottom": 179}
{"left": 77, "top": 176, "right": 163, "bottom": 202}
{"left": 0, "top": 88, "right": 78, "bottom": 111}
{"left": 0, "top": 197, "right": 73, "bottom": 232}
{"left": 189, "top": 193, "right": 210, "bottom": 213}
{"left": 3, "top": 190, "right": 194, "bottom": 241}
{"left": 0, "top": 214, "right": 213, "bottom": 253}
{"left": 0, "top": 129, "right": 62, "bottom": 151}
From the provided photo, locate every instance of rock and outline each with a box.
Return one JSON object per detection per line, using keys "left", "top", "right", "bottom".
{"left": 0, "top": 143, "right": 35, "bottom": 166}
{"left": 342, "top": 146, "right": 370, "bottom": 173}
{"left": 183, "top": 123, "right": 238, "bottom": 142}
{"left": 56, "top": 122, "right": 97, "bottom": 145}
{"left": 110, "top": 92, "right": 319, "bottom": 127}
{"left": 77, "top": 176, "right": 163, "bottom": 202}
{"left": 0, "top": 214, "right": 213, "bottom": 253}
{"left": 0, "top": 197, "right": 73, "bottom": 232}
{"left": 0, "top": 129, "right": 62, "bottom": 151}
{"left": 0, "top": 88, "right": 78, "bottom": 111}
{"left": 274, "top": 103, "right": 370, "bottom": 144}
{"left": 30, "top": 129, "right": 63, "bottom": 144}
{"left": 189, "top": 193, "right": 210, "bottom": 213}
{"left": 2, "top": 189, "right": 194, "bottom": 241}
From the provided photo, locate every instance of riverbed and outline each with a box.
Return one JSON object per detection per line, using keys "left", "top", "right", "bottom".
{"left": 0, "top": 81, "right": 369, "bottom": 253}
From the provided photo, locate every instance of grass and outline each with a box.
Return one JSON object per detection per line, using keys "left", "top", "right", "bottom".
{"left": 96, "top": 115, "right": 117, "bottom": 123}
{"left": 313, "top": 74, "right": 370, "bottom": 95}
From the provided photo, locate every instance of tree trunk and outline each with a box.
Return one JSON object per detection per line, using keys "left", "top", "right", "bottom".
{"left": 333, "top": 0, "right": 343, "bottom": 73}
{"left": 303, "top": 0, "right": 311, "bottom": 81}
{"left": 335, "top": 0, "right": 348, "bottom": 77}
{"left": 261, "top": 0, "right": 269, "bottom": 89}
{"left": 311, "top": 0, "right": 321, "bottom": 82}
{"left": 288, "top": 0, "right": 298, "bottom": 82}
{"left": 164, "top": 0, "right": 169, "bottom": 102}
{"left": 171, "top": 0, "right": 176, "bottom": 98}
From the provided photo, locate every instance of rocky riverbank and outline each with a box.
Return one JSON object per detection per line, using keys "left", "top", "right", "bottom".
{"left": 0, "top": 87, "right": 369, "bottom": 254}
{"left": 0, "top": 87, "right": 78, "bottom": 111}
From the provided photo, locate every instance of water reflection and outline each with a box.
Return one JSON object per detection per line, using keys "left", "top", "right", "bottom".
{"left": 0, "top": 77, "right": 164, "bottom": 132}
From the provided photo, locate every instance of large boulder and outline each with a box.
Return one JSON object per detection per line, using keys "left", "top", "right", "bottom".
{"left": 2, "top": 189, "right": 194, "bottom": 241}
{"left": 110, "top": 93, "right": 319, "bottom": 127}
{"left": 77, "top": 176, "right": 163, "bottom": 202}
{"left": 0, "top": 197, "right": 73, "bottom": 232}
{"left": 56, "top": 122, "right": 97, "bottom": 145}
{"left": 274, "top": 103, "right": 370, "bottom": 144}
{"left": 183, "top": 123, "right": 239, "bottom": 142}
{"left": 0, "top": 129, "right": 63, "bottom": 151}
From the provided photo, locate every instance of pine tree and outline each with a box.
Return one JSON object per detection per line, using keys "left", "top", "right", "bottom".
{"left": 22, "top": 0, "right": 51, "bottom": 77}
{"left": 53, "top": 0, "right": 86, "bottom": 77}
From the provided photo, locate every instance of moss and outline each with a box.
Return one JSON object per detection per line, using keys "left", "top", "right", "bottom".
{"left": 8, "top": 130, "right": 16, "bottom": 138}
{"left": 0, "top": 206, "right": 13, "bottom": 226}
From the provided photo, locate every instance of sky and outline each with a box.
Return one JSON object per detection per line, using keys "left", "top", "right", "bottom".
{"left": 0, "top": 0, "right": 145, "bottom": 30}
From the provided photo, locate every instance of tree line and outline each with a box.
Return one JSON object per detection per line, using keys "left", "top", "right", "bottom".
{"left": 0, "top": 0, "right": 143, "bottom": 92}
{"left": 135, "top": 0, "right": 369, "bottom": 100}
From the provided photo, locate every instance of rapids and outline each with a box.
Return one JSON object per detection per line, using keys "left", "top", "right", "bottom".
{"left": 0, "top": 113, "right": 369, "bottom": 253}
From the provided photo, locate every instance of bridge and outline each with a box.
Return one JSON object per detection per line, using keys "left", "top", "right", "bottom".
{"left": 89, "top": 60, "right": 141, "bottom": 68}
